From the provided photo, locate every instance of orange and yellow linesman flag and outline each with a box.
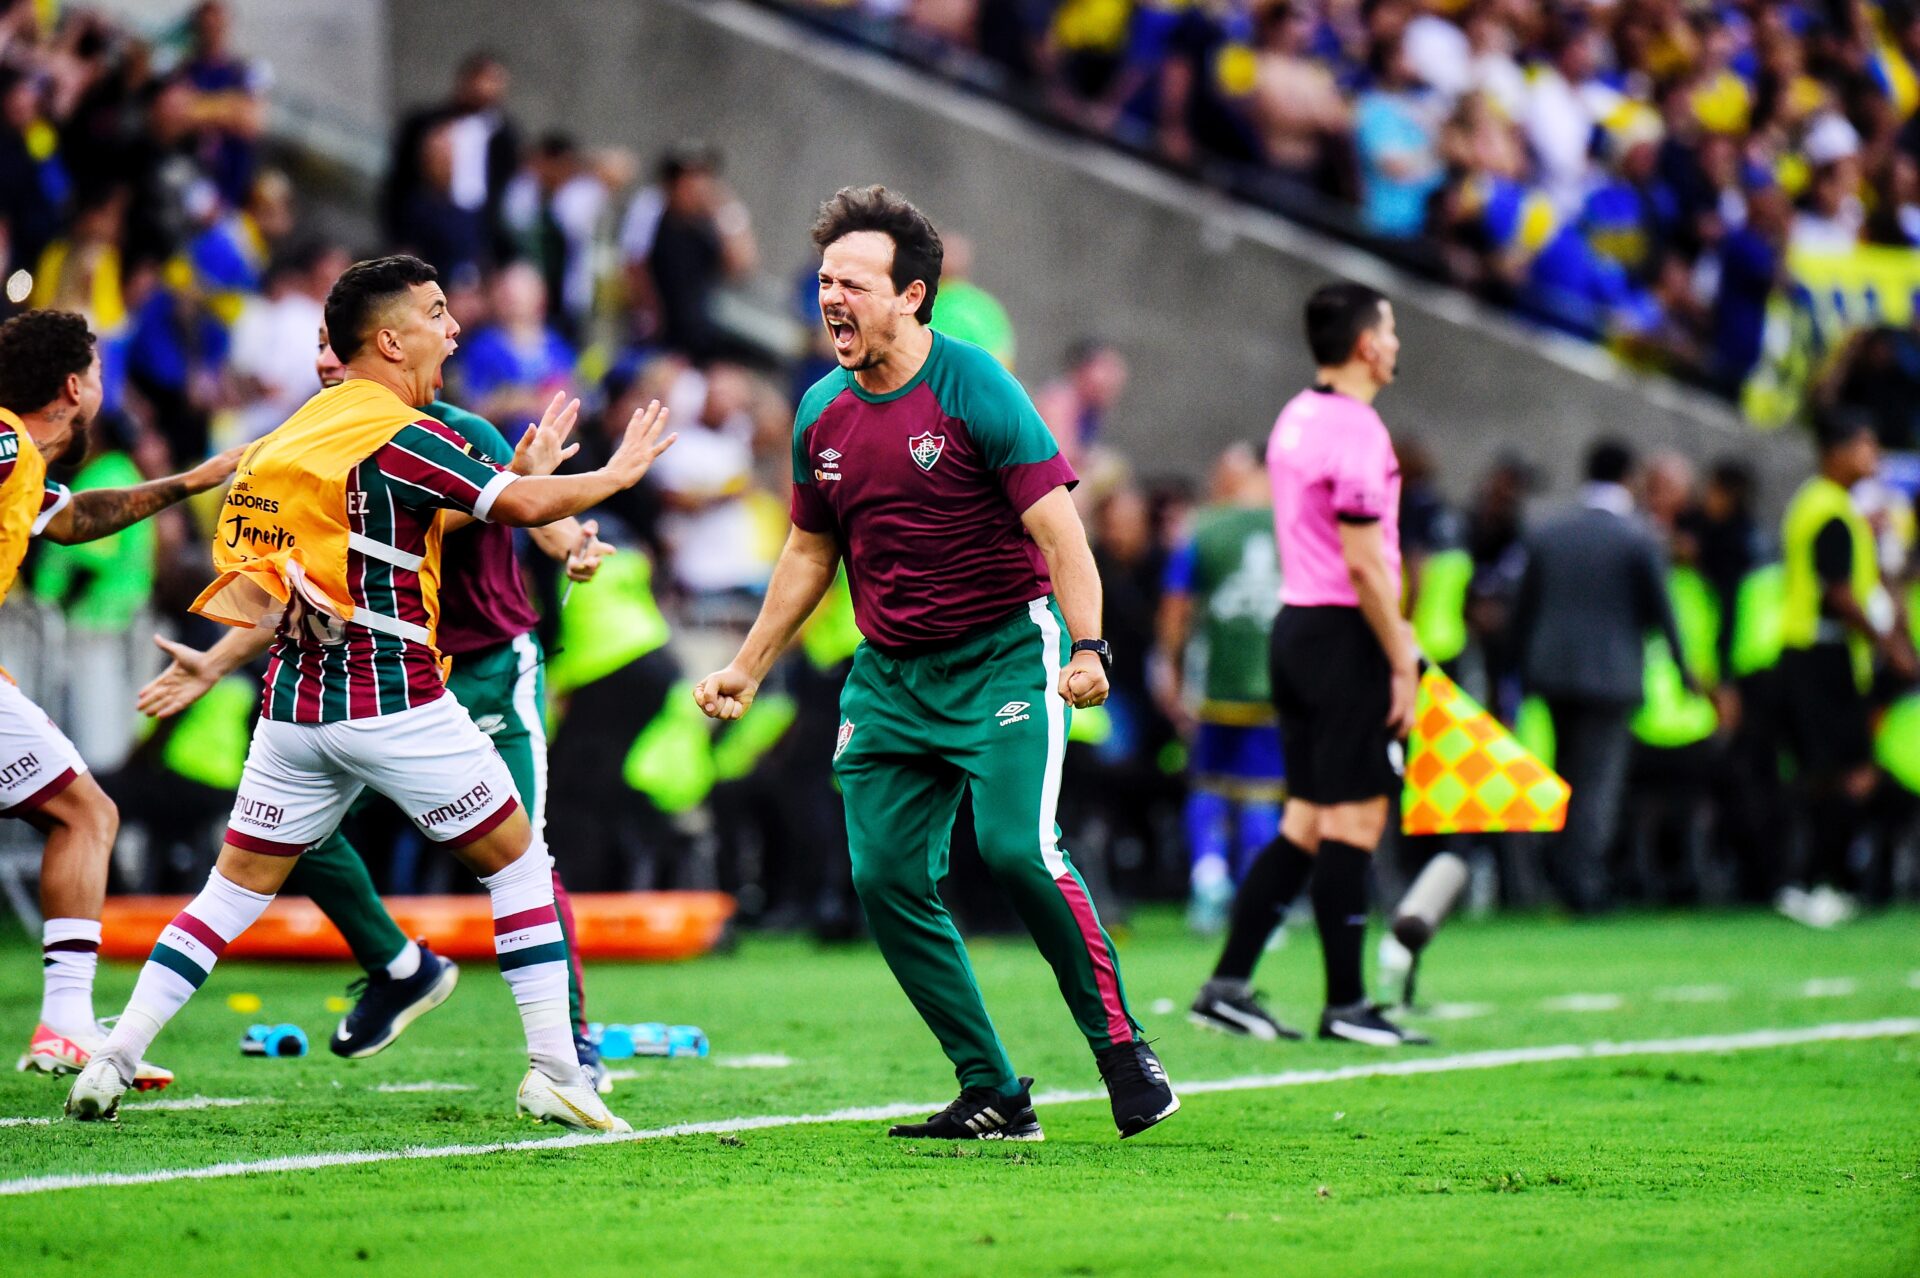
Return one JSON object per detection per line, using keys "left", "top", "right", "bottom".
{"left": 1402, "top": 669, "right": 1570, "bottom": 836}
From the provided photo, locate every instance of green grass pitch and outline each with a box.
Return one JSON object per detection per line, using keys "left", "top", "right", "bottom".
{"left": 2, "top": 906, "right": 1917, "bottom": 1276}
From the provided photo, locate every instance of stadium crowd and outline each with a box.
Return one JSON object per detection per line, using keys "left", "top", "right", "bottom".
{"left": 1, "top": 1, "right": 1916, "bottom": 957}
{"left": 789, "top": 0, "right": 1920, "bottom": 395}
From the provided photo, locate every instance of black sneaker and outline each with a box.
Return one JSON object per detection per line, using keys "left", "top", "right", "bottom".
{"left": 575, "top": 1032, "right": 611, "bottom": 1095}
{"left": 329, "top": 944, "right": 460, "bottom": 1058}
{"left": 1318, "top": 1001, "right": 1433, "bottom": 1047}
{"left": 1188, "top": 982, "right": 1303, "bottom": 1041}
{"left": 1096, "top": 1040, "right": 1180, "bottom": 1138}
{"left": 889, "top": 1076, "right": 1044, "bottom": 1141}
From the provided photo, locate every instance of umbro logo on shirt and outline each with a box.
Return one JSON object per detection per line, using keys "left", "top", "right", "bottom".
{"left": 815, "top": 447, "right": 844, "bottom": 483}
{"left": 819, "top": 448, "right": 841, "bottom": 462}
{"left": 995, "top": 701, "right": 1031, "bottom": 727}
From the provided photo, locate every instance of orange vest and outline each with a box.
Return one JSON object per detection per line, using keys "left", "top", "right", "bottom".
{"left": 0, "top": 407, "right": 49, "bottom": 607}
{"left": 191, "top": 380, "right": 447, "bottom": 650}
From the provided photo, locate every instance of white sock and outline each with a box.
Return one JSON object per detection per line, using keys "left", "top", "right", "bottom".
{"left": 99, "top": 870, "right": 273, "bottom": 1078}
{"left": 384, "top": 939, "right": 422, "bottom": 980}
{"left": 480, "top": 845, "right": 576, "bottom": 1078}
{"left": 40, "top": 917, "right": 101, "bottom": 1036}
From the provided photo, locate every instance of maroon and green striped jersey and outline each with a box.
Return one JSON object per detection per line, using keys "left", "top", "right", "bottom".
{"left": 789, "top": 331, "right": 1076, "bottom": 652}
{"left": 260, "top": 418, "right": 516, "bottom": 723}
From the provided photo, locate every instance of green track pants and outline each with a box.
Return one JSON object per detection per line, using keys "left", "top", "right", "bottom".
{"left": 833, "top": 599, "right": 1140, "bottom": 1095}
{"left": 287, "top": 633, "right": 586, "bottom": 1029}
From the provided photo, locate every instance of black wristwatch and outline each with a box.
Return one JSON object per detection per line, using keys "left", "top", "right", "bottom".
{"left": 1071, "top": 638, "right": 1113, "bottom": 668}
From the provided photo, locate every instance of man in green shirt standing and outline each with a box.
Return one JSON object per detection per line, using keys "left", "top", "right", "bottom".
{"left": 696, "top": 186, "right": 1177, "bottom": 1141}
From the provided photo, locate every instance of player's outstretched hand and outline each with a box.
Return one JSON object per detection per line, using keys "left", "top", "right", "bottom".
{"left": 694, "top": 664, "right": 758, "bottom": 721}
{"left": 511, "top": 392, "right": 582, "bottom": 477}
{"left": 566, "top": 519, "right": 615, "bottom": 583}
{"left": 1058, "top": 652, "right": 1109, "bottom": 710}
{"left": 136, "top": 636, "right": 219, "bottom": 718}
{"left": 606, "top": 399, "right": 675, "bottom": 487}
{"left": 185, "top": 444, "right": 246, "bottom": 493}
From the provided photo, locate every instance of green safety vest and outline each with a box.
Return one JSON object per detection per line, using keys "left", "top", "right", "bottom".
{"left": 1514, "top": 695, "right": 1556, "bottom": 771}
{"left": 31, "top": 451, "right": 155, "bottom": 628}
{"left": 1729, "top": 563, "right": 1785, "bottom": 678}
{"left": 1411, "top": 548, "right": 1473, "bottom": 666}
{"left": 158, "top": 675, "right": 257, "bottom": 791}
{"left": 801, "top": 569, "right": 862, "bottom": 671}
{"left": 1781, "top": 475, "right": 1878, "bottom": 690}
{"left": 1632, "top": 566, "right": 1720, "bottom": 749}
{"left": 546, "top": 551, "right": 672, "bottom": 698}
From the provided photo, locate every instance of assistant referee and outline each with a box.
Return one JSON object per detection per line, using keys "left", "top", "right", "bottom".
{"left": 1190, "top": 282, "right": 1431, "bottom": 1047}
{"left": 695, "top": 186, "right": 1177, "bottom": 1141}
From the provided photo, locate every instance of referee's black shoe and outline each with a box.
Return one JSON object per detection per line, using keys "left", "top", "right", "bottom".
{"left": 1096, "top": 1040, "right": 1180, "bottom": 1138}
{"left": 1189, "top": 982, "right": 1304, "bottom": 1041}
{"left": 888, "top": 1076, "right": 1044, "bottom": 1141}
{"left": 1318, "top": 1001, "right": 1433, "bottom": 1047}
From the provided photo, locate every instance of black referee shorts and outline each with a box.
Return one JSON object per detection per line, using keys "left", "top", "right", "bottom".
{"left": 1268, "top": 606, "right": 1402, "bottom": 806}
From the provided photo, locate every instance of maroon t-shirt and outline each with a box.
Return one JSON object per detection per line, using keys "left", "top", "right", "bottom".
{"left": 789, "top": 332, "right": 1076, "bottom": 653}
{"left": 423, "top": 402, "right": 541, "bottom": 656}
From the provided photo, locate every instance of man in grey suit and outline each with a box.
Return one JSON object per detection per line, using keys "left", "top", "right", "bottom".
{"left": 1513, "top": 440, "right": 1691, "bottom": 913}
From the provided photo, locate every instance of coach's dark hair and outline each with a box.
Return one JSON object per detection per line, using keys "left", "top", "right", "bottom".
{"left": 811, "top": 185, "right": 943, "bottom": 324}
{"left": 1304, "top": 282, "right": 1388, "bottom": 366}
{"left": 324, "top": 255, "right": 438, "bottom": 364}
{"left": 0, "top": 310, "right": 96, "bottom": 416}
{"left": 1585, "top": 438, "right": 1635, "bottom": 484}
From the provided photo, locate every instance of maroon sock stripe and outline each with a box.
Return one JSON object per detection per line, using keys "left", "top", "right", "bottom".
{"left": 42, "top": 938, "right": 100, "bottom": 954}
{"left": 225, "top": 828, "right": 309, "bottom": 856}
{"left": 443, "top": 796, "right": 519, "bottom": 848}
{"left": 170, "top": 911, "right": 230, "bottom": 957}
{"left": 493, "top": 903, "right": 559, "bottom": 935}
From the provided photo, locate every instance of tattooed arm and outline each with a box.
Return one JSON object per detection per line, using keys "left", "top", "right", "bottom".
{"left": 39, "top": 447, "right": 242, "bottom": 545}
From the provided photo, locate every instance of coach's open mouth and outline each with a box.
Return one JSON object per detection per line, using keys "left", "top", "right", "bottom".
{"left": 826, "top": 317, "right": 856, "bottom": 352}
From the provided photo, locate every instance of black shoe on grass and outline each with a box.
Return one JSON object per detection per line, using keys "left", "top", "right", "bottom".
{"left": 888, "top": 1076, "right": 1044, "bottom": 1141}
{"left": 1318, "top": 1001, "right": 1432, "bottom": 1047}
{"left": 1189, "top": 982, "right": 1303, "bottom": 1041}
{"left": 1096, "top": 1040, "right": 1180, "bottom": 1138}
{"left": 329, "top": 944, "right": 459, "bottom": 1059}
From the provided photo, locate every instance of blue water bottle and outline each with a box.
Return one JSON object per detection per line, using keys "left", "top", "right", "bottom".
{"left": 598, "top": 1024, "right": 636, "bottom": 1060}
{"left": 240, "top": 1023, "right": 308, "bottom": 1057}
{"left": 666, "top": 1025, "right": 709, "bottom": 1059}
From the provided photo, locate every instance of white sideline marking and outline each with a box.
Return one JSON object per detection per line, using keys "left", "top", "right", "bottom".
{"left": 1655, "top": 985, "right": 1733, "bottom": 1003}
{"left": 1411, "top": 1002, "right": 1494, "bottom": 1022}
{"left": 713, "top": 1055, "right": 794, "bottom": 1070}
{"left": 1798, "top": 978, "right": 1858, "bottom": 999}
{"left": 3, "top": 1018, "right": 1915, "bottom": 1198}
{"left": 0, "top": 1116, "right": 51, "bottom": 1128}
{"left": 1541, "top": 994, "right": 1625, "bottom": 1013}
{"left": 373, "top": 1082, "right": 475, "bottom": 1094}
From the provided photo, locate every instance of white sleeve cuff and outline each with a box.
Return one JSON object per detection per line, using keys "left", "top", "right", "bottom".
{"left": 30, "top": 485, "right": 71, "bottom": 537}
{"left": 471, "top": 471, "right": 517, "bottom": 523}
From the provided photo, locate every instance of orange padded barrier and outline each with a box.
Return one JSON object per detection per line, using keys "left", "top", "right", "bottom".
{"left": 99, "top": 892, "right": 735, "bottom": 963}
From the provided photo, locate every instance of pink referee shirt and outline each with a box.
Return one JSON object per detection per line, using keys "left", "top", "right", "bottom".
{"left": 1267, "top": 387, "right": 1402, "bottom": 608}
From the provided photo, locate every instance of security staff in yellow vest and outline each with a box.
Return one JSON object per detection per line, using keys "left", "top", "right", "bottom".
{"left": 1776, "top": 414, "right": 1917, "bottom": 927}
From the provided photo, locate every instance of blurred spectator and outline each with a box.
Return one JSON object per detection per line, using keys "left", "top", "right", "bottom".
{"left": 187, "top": 168, "right": 294, "bottom": 323}
{"left": 1353, "top": 35, "right": 1444, "bottom": 239}
{"left": 1816, "top": 324, "right": 1920, "bottom": 452}
{"left": 455, "top": 261, "right": 577, "bottom": 440}
{"left": 393, "top": 120, "right": 488, "bottom": 289}
{"left": 928, "top": 232, "right": 1016, "bottom": 368}
{"left": 123, "top": 74, "right": 204, "bottom": 267}
{"left": 0, "top": 66, "right": 71, "bottom": 282}
{"left": 1711, "top": 182, "right": 1790, "bottom": 392}
{"left": 1522, "top": 21, "right": 1604, "bottom": 213}
{"left": 637, "top": 145, "right": 758, "bottom": 360}
{"left": 384, "top": 50, "right": 519, "bottom": 268}
{"left": 502, "top": 132, "right": 622, "bottom": 340}
{"left": 649, "top": 359, "right": 769, "bottom": 601}
{"left": 1247, "top": 2, "right": 1351, "bottom": 191}
{"left": 1035, "top": 336, "right": 1128, "bottom": 464}
{"left": 178, "top": 1, "right": 268, "bottom": 207}
{"left": 28, "top": 185, "right": 126, "bottom": 335}
{"left": 226, "top": 240, "right": 345, "bottom": 440}
{"left": 1791, "top": 115, "right": 1866, "bottom": 251}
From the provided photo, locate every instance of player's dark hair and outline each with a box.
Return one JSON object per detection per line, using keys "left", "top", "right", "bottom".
{"left": 324, "top": 255, "right": 438, "bottom": 363}
{"left": 0, "top": 310, "right": 96, "bottom": 416}
{"left": 1304, "top": 282, "right": 1388, "bottom": 366}
{"left": 1585, "top": 438, "right": 1635, "bottom": 484}
{"left": 812, "top": 185, "right": 943, "bottom": 325}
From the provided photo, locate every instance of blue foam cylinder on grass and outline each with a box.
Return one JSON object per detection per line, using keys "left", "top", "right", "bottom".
{"left": 666, "top": 1025, "right": 709, "bottom": 1058}
{"left": 598, "top": 1024, "right": 636, "bottom": 1059}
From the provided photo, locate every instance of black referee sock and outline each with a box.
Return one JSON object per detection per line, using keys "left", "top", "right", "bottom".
{"left": 1311, "top": 840, "right": 1372, "bottom": 1009}
{"left": 1212, "top": 834, "right": 1314, "bottom": 983}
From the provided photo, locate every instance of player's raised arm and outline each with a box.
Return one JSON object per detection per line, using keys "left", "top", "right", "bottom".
{"left": 694, "top": 525, "right": 841, "bottom": 720}
{"left": 40, "top": 446, "right": 242, "bottom": 545}
{"left": 486, "top": 399, "right": 675, "bottom": 527}
{"left": 136, "top": 625, "right": 276, "bottom": 718}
